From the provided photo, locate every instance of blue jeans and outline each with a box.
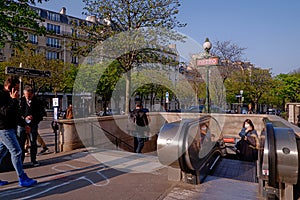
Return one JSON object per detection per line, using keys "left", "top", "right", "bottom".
{"left": 0, "top": 129, "right": 24, "bottom": 176}
{"left": 16, "top": 126, "right": 27, "bottom": 162}
{"left": 134, "top": 136, "right": 145, "bottom": 153}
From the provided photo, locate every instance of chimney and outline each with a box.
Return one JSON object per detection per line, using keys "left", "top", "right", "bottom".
{"left": 86, "top": 15, "right": 96, "bottom": 23}
{"left": 60, "top": 7, "right": 66, "bottom": 15}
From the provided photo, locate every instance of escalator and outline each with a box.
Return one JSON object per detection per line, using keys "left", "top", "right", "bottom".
{"left": 157, "top": 116, "right": 300, "bottom": 199}
{"left": 209, "top": 158, "right": 257, "bottom": 183}
{"left": 157, "top": 115, "right": 226, "bottom": 184}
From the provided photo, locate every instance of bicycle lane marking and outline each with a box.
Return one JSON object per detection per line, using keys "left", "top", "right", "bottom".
{"left": 0, "top": 163, "right": 110, "bottom": 199}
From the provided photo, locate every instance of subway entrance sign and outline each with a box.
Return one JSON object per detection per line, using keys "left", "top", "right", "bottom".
{"left": 196, "top": 57, "right": 219, "bottom": 66}
{"left": 5, "top": 66, "right": 51, "bottom": 78}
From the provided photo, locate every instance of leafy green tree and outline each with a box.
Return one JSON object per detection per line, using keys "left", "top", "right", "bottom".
{"left": 0, "top": 62, "right": 8, "bottom": 84}
{"left": 4, "top": 44, "right": 77, "bottom": 94}
{"left": 226, "top": 67, "right": 273, "bottom": 113}
{"left": 0, "top": 0, "right": 48, "bottom": 48}
{"left": 275, "top": 73, "right": 300, "bottom": 103}
{"left": 97, "top": 61, "right": 124, "bottom": 114}
{"left": 75, "top": 0, "right": 185, "bottom": 113}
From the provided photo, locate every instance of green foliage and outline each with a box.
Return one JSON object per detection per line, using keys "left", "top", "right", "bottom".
{"left": 0, "top": 0, "right": 47, "bottom": 48}
{"left": 0, "top": 62, "right": 7, "bottom": 84}
{"left": 97, "top": 60, "right": 124, "bottom": 100}
{"left": 76, "top": 0, "right": 186, "bottom": 113}
{"left": 5, "top": 44, "right": 76, "bottom": 94}
{"left": 274, "top": 73, "right": 300, "bottom": 102}
{"left": 74, "top": 0, "right": 186, "bottom": 67}
{"left": 225, "top": 67, "right": 274, "bottom": 105}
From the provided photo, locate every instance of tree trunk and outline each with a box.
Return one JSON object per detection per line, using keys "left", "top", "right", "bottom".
{"left": 125, "top": 71, "right": 131, "bottom": 114}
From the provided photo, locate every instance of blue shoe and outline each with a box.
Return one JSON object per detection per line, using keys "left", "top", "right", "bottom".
{"left": 0, "top": 180, "right": 9, "bottom": 186}
{"left": 19, "top": 173, "right": 37, "bottom": 187}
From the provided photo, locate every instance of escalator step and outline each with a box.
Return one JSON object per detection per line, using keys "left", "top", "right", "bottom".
{"left": 211, "top": 158, "right": 257, "bottom": 183}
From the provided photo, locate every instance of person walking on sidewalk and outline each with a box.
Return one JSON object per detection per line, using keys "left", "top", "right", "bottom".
{"left": 37, "top": 133, "right": 49, "bottom": 155}
{"left": 0, "top": 76, "right": 37, "bottom": 187}
{"left": 19, "top": 85, "right": 45, "bottom": 167}
{"left": 129, "top": 104, "right": 150, "bottom": 153}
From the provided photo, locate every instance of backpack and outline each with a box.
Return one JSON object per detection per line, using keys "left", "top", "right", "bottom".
{"left": 128, "top": 109, "right": 149, "bottom": 134}
{"left": 132, "top": 109, "right": 148, "bottom": 126}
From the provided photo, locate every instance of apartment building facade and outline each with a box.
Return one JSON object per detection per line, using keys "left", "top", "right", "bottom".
{"left": 0, "top": 6, "right": 88, "bottom": 65}
{"left": 0, "top": 5, "right": 182, "bottom": 113}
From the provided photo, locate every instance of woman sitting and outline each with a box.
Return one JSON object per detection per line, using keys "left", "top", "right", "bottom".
{"left": 236, "top": 119, "right": 259, "bottom": 161}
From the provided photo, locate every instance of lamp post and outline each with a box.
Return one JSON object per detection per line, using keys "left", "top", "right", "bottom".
{"left": 196, "top": 38, "right": 218, "bottom": 113}
{"left": 203, "top": 38, "right": 212, "bottom": 113}
{"left": 240, "top": 90, "right": 243, "bottom": 113}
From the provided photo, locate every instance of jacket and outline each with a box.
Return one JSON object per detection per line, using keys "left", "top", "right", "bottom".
{"left": 0, "top": 87, "right": 19, "bottom": 130}
{"left": 19, "top": 95, "right": 45, "bottom": 127}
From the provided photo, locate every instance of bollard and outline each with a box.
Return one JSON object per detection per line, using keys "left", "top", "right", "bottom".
{"left": 51, "top": 120, "right": 59, "bottom": 153}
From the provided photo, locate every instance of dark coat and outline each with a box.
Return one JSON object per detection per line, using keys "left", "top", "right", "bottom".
{"left": 19, "top": 95, "right": 45, "bottom": 127}
{"left": 128, "top": 108, "right": 149, "bottom": 137}
{"left": 0, "top": 87, "right": 19, "bottom": 130}
{"left": 236, "top": 128, "right": 259, "bottom": 161}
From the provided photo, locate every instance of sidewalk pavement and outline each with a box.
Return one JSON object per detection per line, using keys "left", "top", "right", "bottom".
{"left": 0, "top": 119, "right": 176, "bottom": 200}
{"left": 0, "top": 119, "right": 260, "bottom": 200}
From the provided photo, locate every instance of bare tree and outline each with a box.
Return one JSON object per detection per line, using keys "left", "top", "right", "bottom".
{"left": 211, "top": 40, "right": 247, "bottom": 83}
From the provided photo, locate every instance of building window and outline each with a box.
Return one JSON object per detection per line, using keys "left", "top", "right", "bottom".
{"left": 29, "top": 34, "right": 38, "bottom": 44}
{"left": 46, "top": 37, "right": 60, "bottom": 48}
{"left": 33, "top": 8, "right": 41, "bottom": 17}
{"left": 46, "top": 51, "right": 59, "bottom": 60}
{"left": 47, "top": 12, "right": 60, "bottom": 22}
{"left": 71, "top": 28, "right": 79, "bottom": 37}
{"left": 69, "top": 18, "right": 79, "bottom": 26}
{"left": 11, "top": 49, "right": 16, "bottom": 57}
{"left": 71, "top": 56, "right": 79, "bottom": 64}
{"left": 47, "top": 23, "right": 60, "bottom": 34}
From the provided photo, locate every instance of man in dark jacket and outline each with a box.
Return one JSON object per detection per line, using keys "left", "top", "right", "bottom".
{"left": 130, "top": 104, "right": 149, "bottom": 153}
{"left": 0, "top": 76, "right": 37, "bottom": 187}
{"left": 19, "top": 85, "right": 45, "bottom": 167}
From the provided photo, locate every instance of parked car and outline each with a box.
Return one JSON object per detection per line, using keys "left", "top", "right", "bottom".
{"left": 186, "top": 105, "right": 205, "bottom": 113}
{"left": 96, "top": 109, "right": 119, "bottom": 116}
{"left": 210, "top": 105, "right": 225, "bottom": 113}
{"left": 266, "top": 109, "right": 276, "bottom": 115}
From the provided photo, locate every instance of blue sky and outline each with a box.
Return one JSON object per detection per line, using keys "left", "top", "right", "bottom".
{"left": 35, "top": 0, "right": 300, "bottom": 75}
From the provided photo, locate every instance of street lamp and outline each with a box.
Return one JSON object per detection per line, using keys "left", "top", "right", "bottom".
{"left": 203, "top": 38, "right": 212, "bottom": 55}
{"left": 204, "top": 38, "right": 211, "bottom": 113}
{"left": 240, "top": 90, "right": 243, "bottom": 113}
{"left": 196, "top": 38, "right": 219, "bottom": 113}
{"left": 240, "top": 90, "right": 243, "bottom": 99}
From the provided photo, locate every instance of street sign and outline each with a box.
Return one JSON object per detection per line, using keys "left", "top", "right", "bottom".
{"left": 5, "top": 66, "right": 51, "bottom": 78}
{"left": 81, "top": 96, "right": 92, "bottom": 100}
{"left": 52, "top": 98, "right": 59, "bottom": 107}
{"left": 196, "top": 57, "right": 219, "bottom": 66}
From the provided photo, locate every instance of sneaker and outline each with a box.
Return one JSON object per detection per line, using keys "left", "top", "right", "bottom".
{"left": 19, "top": 173, "right": 37, "bottom": 187}
{"left": 39, "top": 147, "right": 49, "bottom": 155}
{"left": 32, "top": 161, "right": 40, "bottom": 167}
{"left": 0, "top": 180, "right": 9, "bottom": 186}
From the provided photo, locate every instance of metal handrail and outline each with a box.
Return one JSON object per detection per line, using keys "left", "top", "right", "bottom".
{"left": 90, "top": 122, "right": 134, "bottom": 152}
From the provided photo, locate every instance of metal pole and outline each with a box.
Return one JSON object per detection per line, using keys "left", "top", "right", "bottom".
{"left": 51, "top": 120, "right": 58, "bottom": 153}
{"left": 54, "top": 122, "right": 58, "bottom": 153}
{"left": 206, "top": 66, "right": 210, "bottom": 113}
{"left": 19, "top": 63, "right": 23, "bottom": 97}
